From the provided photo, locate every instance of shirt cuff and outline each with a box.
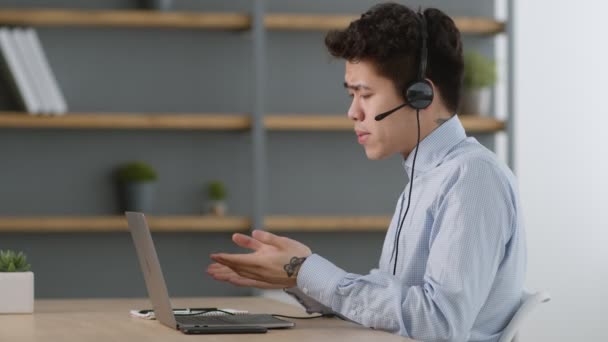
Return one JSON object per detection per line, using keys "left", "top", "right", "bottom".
{"left": 297, "top": 253, "right": 347, "bottom": 305}
{"left": 283, "top": 287, "right": 334, "bottom": 315}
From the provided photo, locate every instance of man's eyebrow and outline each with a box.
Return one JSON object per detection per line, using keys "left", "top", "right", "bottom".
{"left": 343, "top": 82, "right": 371, "bottom": 91}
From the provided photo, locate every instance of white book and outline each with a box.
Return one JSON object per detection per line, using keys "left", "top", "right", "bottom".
{"left": 12, "top": 28, "right": 50, "bottom": 114}
{"left": 0, "top": 28, "right": 41, "bottom": 114}
{"left": 25, "top": 28, "right": 67, "bottom": 115}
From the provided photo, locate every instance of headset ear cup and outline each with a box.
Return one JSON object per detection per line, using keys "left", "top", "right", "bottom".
{"left": 406, "top": 80, "right": 434, "bottom": 110}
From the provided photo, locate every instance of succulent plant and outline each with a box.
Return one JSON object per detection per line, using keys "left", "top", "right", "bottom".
{"left": 116, "top": 161, "right": 158, "bottom": 183}
{"left": 0, "top": 250, "right": 31, "bottom": 272}
{"left": 463, "top": 51, "right": 497, "bottom": 89}
{"left": 207, "top": 180, "right": 227, "bottom": 201}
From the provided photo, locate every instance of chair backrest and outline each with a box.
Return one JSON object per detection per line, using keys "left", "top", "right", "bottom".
{"left": 498, "top": 290, "right": 551, "bottom": 342}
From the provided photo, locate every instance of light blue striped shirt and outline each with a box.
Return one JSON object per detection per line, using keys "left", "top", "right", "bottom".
{"left": 293, "top": 115, "right": 527, "bottom": 342}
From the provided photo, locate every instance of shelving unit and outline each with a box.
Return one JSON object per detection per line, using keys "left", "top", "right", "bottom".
{"left": 0, "top": 9, "right": 505, "bottom": 34}
{"left": 0, "top": 1, "right": 512, "bottom": 299}
{"left": 0, "top": 3, "right": 512, "bottom": 234}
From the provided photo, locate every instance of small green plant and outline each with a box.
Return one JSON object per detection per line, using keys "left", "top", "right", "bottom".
{"left": 116, "top": 161, "right": 158, "bottom": 183}
{"left": 0, "top": 250, "right": 31, "bottom": 272}
{"left": 207, "top": 180, "right": 227, "bottom": 201}
{"left": 464, "top": 51, "right": 497, "bottom": 89}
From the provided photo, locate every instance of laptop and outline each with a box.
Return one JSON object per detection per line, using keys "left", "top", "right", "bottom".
{"left": 125, "top": 212, "right": 295, "bottom": 333}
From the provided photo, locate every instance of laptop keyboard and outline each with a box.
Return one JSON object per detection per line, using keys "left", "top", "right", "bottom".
{"left": 176, "top": 314, "right": 285, "bottom": 326}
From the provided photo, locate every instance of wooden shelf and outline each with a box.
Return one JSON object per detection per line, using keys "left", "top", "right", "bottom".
{"left": 265, "top": 114, "right": 352, "bottom": 131}
{"left": 264, "top": 215, "right": 390, "bottom": 232}
{"left": 0, "top": 113, "right": 504, "bottom": 133}
{"left": 265, "top": 114, "right": 506, "bottom": 134}
{"left": 0, "top": 9, "right": 250, "bottom": 30}
{"left": 0, "top": 215, "right": 389, "bottom": 233}
{"left": 0, "top": 216, "right": 251, "bottom": 233}
{"left": 265, "top": 14, "right": 505, "bottom": 34}
{"left": 0, "top": 9, "right": 504, "bottom": 34}
{"left": 460, "top": 115, "right": 507, "bottom": 133}
{"left": 0, "top": 112, "right": 251, "bottom": 130}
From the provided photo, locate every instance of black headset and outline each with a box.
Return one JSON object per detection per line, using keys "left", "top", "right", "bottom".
{"left": 388, "top": 10, "right": 433, "bottom": 275}
{"left": 405, "top": 12, "right": 434, "bottom": 109}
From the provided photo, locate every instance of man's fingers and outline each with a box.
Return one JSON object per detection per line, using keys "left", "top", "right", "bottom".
{"left": 232, "top": 233, "right": 264, "bottom": 251}
{"left": 207, "top": 263, "right": 255, "bottom": 281}
{"left": 207, "top": 263, "right": 261, "bottom": 282}
{"left": 207, "top": 263, "right": 283, "bottom": 289}
{"left": 207, "top": 262, "right": 231, "bottom": 271}
{"left": 210, "top": 259, "right": 271, "bottom": 284}
{"left": 207, "top": 263, "right": 236, "bottom": 276}
{"left": 251, "top": 230, "right": 283, "bottom": 246}
{"left": 210, "top": 253, "right": 260, "bottom": 270}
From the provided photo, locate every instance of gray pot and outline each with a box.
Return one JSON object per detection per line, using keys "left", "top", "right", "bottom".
{"left": 206, "top": 200, "right": 227, "bottom": 216}
{"left": 140, "top": 0, "right": 173, "bottom": 11}
{"left": 119, "top": 181, "right": 156, "bottom": 213}
{"left": 460, "top": 87, "right": 492, "bottom": 116}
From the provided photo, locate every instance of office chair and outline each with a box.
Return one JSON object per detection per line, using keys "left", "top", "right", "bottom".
{"left": 498, "top": 290, "right": 551, "bottom": 342}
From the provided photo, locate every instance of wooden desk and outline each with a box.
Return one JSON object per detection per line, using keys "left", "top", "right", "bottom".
{"left": 0, "top": 297, "right": 413, "bottom": 341}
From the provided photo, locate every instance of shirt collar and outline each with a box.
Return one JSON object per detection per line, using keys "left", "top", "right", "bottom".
{"left": 403, "top": 114, "right": 467, "bottom": 177}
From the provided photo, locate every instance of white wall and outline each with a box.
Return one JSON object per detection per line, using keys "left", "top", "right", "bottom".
{"left": 514, "top": 1, "right": 608, "bottom": 340}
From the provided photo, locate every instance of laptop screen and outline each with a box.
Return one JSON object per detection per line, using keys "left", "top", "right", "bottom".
{"left": 126, "top": 212, "right": 177, "bottom": 329}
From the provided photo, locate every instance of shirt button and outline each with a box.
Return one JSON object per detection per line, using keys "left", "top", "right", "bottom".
{"left": 302, "top": 287, "right": 309, "bottom": 294}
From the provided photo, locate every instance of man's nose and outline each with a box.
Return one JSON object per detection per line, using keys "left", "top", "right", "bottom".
{"left": 347, "top": 98, "right": 365, "bottom": 121}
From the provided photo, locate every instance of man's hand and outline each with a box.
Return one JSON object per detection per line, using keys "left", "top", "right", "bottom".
{"left": 207, "top": 263, "right": 285, "bottom": 289}
{"left": 207, "top": 230, "right": 312, "bottom": 288}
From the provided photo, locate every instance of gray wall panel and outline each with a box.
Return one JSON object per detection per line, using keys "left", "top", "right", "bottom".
{"left": 40, "top": 28, "right": 252, "bottom": 113}
{"left": 0, "top": 130, "right": 253, "bottom": 215}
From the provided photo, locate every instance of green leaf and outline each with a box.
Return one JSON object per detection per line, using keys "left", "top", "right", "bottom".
{"left": 0, "top": 251, "right": 9, "bottom": 264}
{"left": 207, "top": 181, "right": 227, "bottom": 200}
{"left": 116, "top": 161, "right": 158, "bottom": 183}
{"left": 463, "top": 51, "right": 497, "bottom": 89}
{"left": 0, "top": 249, "right": 31, "bottom": 272}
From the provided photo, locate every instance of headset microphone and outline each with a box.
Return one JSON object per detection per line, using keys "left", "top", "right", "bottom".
{"left": 374, "top": 103, "right": 408, "bottom": 121}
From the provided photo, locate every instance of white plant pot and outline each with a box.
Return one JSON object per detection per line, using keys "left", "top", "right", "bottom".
{"left": 208, "top": 200, "right": 227, "bottom": 216}
{"left": 0, "top": 272, "right": 34, "bottom": 314}
{"left": 461, "top": 87, "right": 492, "bottom": 116}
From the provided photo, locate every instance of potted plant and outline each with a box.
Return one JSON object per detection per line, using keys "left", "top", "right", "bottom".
{"left": 206, "top": 180, "right": 227, "bottom": 216}
{"left": 0, "top": 250, "right": 33, "bottom": 314}
{"left": 461, "top": 51, "right": 497, "bottom": 116}
{"left": 115, "top": 161, "right": 158, "bottom": 213}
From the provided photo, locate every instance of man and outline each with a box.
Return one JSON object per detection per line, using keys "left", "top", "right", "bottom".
{"left": 207, "top": 3, "right": 526, "bottom": 341}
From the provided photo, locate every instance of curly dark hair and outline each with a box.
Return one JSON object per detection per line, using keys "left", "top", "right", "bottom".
{"left": 325, "top": 3, "right": 464, "bottom": 113}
